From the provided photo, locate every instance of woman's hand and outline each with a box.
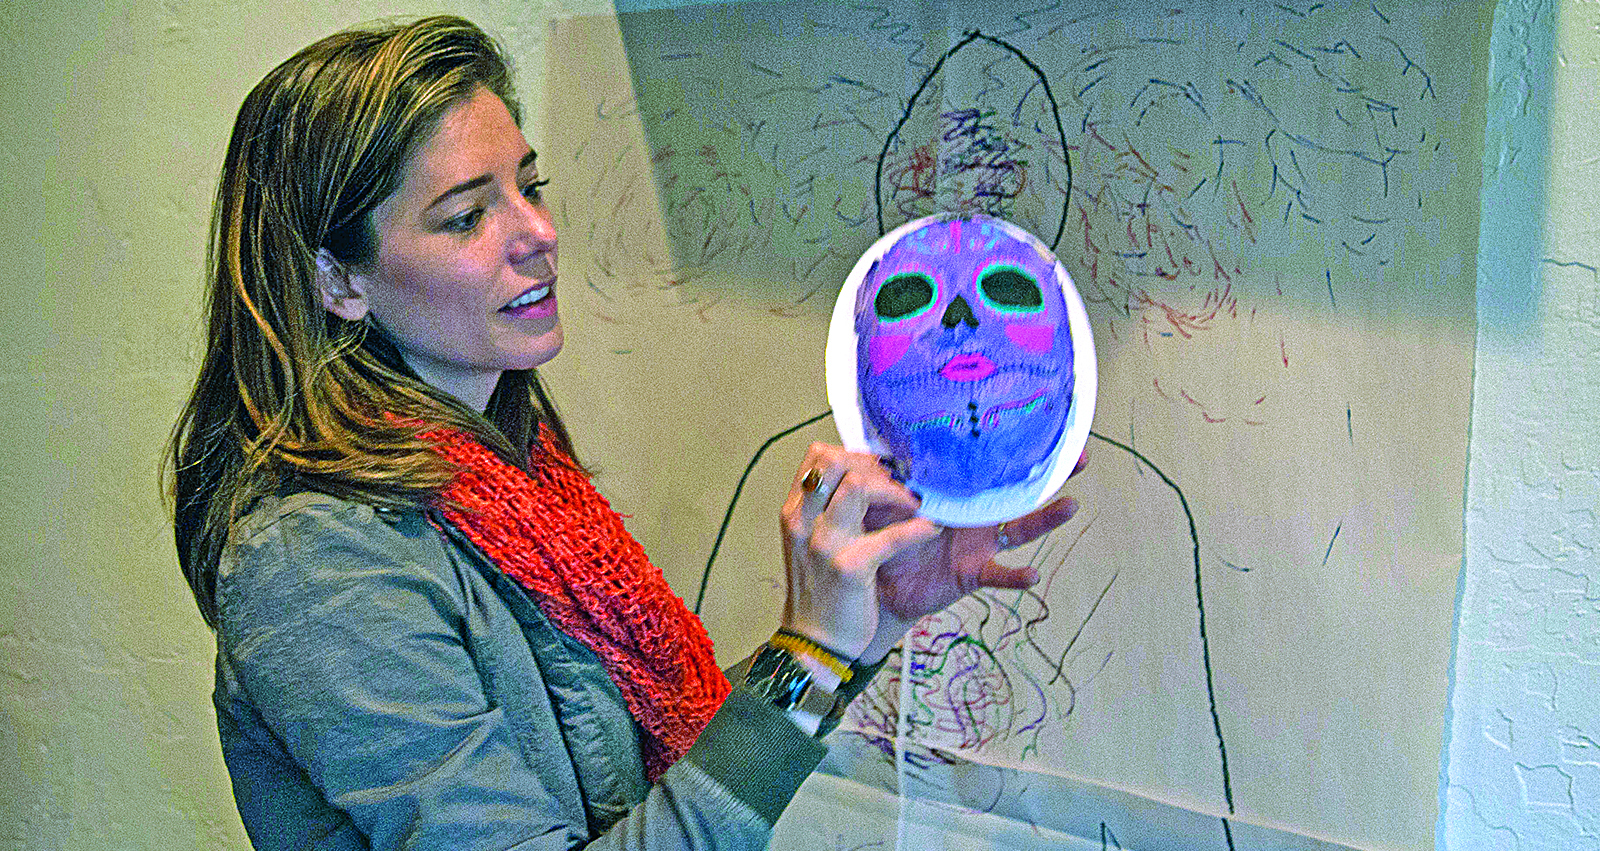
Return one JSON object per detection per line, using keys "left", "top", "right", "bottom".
{"left": 778, "top": 443, "right": 1087, "bottom": 663}
{"left": 856, "top": 459, "right": 1085, "bottom": 664}
{"left": 779, "top": 443, "right": 941, "bottom": 660}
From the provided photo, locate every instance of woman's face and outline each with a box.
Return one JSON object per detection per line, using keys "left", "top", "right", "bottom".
{"left": 328, "top": 87, "right": 561, "bottom": 410}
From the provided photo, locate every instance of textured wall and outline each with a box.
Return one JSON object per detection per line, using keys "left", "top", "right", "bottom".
{"left": 1441, "top": 0, "right": 1600, "bottom": 848}
{"left": 1, "top": 0, "right": 1593, "bottom": 848}
{"left": 0, "top": 2, "right": 593, "bottom": 848}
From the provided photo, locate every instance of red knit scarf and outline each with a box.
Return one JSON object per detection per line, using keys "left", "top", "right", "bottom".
{"left": 425, "top": 427, "right": 730, "bottom": 781}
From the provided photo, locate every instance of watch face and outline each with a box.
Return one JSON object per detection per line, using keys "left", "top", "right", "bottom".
{"left": 746, "top": 645, "right": 812, "bottom": 711}
{"left": 827, "top": 213, "right": 1097, "bottom": 527}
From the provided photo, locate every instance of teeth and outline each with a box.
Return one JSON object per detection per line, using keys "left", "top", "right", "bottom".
{"left": 507, "top": 284, "right": 550, "bottom": 309}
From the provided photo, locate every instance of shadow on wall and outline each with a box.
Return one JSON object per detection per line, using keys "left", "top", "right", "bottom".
{"left": 1473, "top": 0, "right": 1554, "bottom": 334}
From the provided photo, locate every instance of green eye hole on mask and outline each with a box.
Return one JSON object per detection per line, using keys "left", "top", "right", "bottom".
{"left": 977, "top": 265, "right": 1044, "bottom": 314}
{"left": 874, "top": 272, "right": 938, "bottom": 321}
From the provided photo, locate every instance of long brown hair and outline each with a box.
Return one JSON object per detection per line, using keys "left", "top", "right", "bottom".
{"left": 167, "top": 16, "right": 578, "bottom": 628}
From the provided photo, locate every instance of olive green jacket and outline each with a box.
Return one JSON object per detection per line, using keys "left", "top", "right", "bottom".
{"left": 213, "top": 492, "right": 828, "bottom": 850}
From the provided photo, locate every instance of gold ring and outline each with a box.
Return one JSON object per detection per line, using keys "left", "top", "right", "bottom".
{"left": 800, "top": 467, "right": 823, "bottom": 493}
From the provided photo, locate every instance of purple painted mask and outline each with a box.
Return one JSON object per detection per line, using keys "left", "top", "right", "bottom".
{"left": 856, "top": 214, "right": 1075, "bottom": 496}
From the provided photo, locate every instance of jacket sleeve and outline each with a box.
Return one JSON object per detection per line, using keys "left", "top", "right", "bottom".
{"left": 218, "top": 498, "right": 826, "bottom": 851}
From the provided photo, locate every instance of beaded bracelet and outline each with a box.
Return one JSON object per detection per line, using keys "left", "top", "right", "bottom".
{"left": 770, "top": 629, "right": 854, "bottom": 685}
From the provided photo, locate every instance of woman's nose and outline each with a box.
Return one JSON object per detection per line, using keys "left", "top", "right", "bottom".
{"left": 510, "top": 195, "right": 557, "bottom": 263}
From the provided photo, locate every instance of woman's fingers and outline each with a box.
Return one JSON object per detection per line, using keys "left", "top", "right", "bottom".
{"left": 988, "top": 450, "right": 1089, "bottom": 551}
{"left": 973, "top": 559, "right": 1040, "bottom": 589}
{"left": 784, "top": 441, "right": 1088, "bottom": 657}
{"left": 848, "top": 513, "right": 942, "bottom": 569}
{"left": 814, "top": 469, "right": 923, "bottom": 560}
{"left": 994, "top": 494, "right": 1080, "bottom": 551}
{"left": 782, "top": 445, "right": 928, "bottom": 658}
{"left": 788, "top": 444, "right": 913, "bottom": 524}
{"left": 783, "top": 444, "right": 848, "bottom": 535}
{"left": 783, "top": 444, "right": 925, "bottom": 579}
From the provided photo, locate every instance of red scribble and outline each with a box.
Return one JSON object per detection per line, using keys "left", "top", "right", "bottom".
{"left": 882, "top": 143, "right": 938, "bottom": 217}
{"left": 1212, "top": 253, "right": 1232, "bottom": 282}
{"left": 1232, "top": 180, "right": 1256, "bottom": 243}
{"left": 1085, "top": 121, "right": 1117, "bottom": 152}
{"left": 1125, "top": 142, "right": 1163, "bottom": 185}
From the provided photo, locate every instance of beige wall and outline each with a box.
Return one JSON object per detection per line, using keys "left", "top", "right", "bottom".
{"left": 0, "top": 3, "right": 599, "bottom": 847}
{"left": 4, "top": 1, "right": 1597, "bottom": 849}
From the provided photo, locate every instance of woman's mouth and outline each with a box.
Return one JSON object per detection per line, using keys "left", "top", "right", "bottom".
{"left": 501, "top": 279, "right": 556, "bottom": 318}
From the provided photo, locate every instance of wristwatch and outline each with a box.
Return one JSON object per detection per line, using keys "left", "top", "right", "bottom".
{"left": 743, "top": 642, "right": 840, "bottom": 723}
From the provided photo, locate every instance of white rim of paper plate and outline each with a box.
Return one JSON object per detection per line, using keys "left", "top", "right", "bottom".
{"left": 826, "top": 213, "right": 1097, "bottom": 528}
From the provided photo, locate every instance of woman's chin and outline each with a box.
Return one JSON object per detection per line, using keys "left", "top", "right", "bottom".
{"left": 514, "top": 325, "right": 564, "bottom": 370}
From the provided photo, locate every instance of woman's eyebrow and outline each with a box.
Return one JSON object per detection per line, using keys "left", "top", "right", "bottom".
{"left": 427, "top": 176, "right": 490, "bottom": 210}
{"left": 426, "top": 150, "right": 539, "bottom": 210}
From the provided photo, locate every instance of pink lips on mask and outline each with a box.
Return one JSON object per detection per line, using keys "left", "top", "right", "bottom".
{"left": 939, "top": 353, "right": 996, "bottom": 382}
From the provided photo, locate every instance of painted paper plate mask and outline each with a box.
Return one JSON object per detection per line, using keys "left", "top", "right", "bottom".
{"left": 827, "top": 213, "right": 1096, "bottom": 527}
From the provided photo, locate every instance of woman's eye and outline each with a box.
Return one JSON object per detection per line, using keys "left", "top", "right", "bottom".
{"left": 978, "top": 266, "right": 1043, "bottom": 312}
{"left": 441, "top": 208, "right": 482, "bottom": 234}
{"left": 874, "top": 272, "right": 936, "bottom": 321}
{"left": 522, "top": 178, "right": 550, "bottom": 204}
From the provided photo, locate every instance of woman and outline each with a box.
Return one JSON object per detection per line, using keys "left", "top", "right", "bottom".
{"left": 168, "top": 16, "right": 1082, "bottom": 850}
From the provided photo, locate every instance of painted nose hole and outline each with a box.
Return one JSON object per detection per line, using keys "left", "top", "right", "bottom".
{"left": 942, "top": 295, "right": 978, "bottom": 329}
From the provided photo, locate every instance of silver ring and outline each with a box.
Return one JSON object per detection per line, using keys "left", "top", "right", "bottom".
{"left": 996, "top": 522, "right": 1012, "bottom": 549}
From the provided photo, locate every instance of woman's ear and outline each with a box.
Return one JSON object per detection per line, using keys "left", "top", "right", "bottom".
{"left": 315, "top": 249, "right": 370, "bottom": 321}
